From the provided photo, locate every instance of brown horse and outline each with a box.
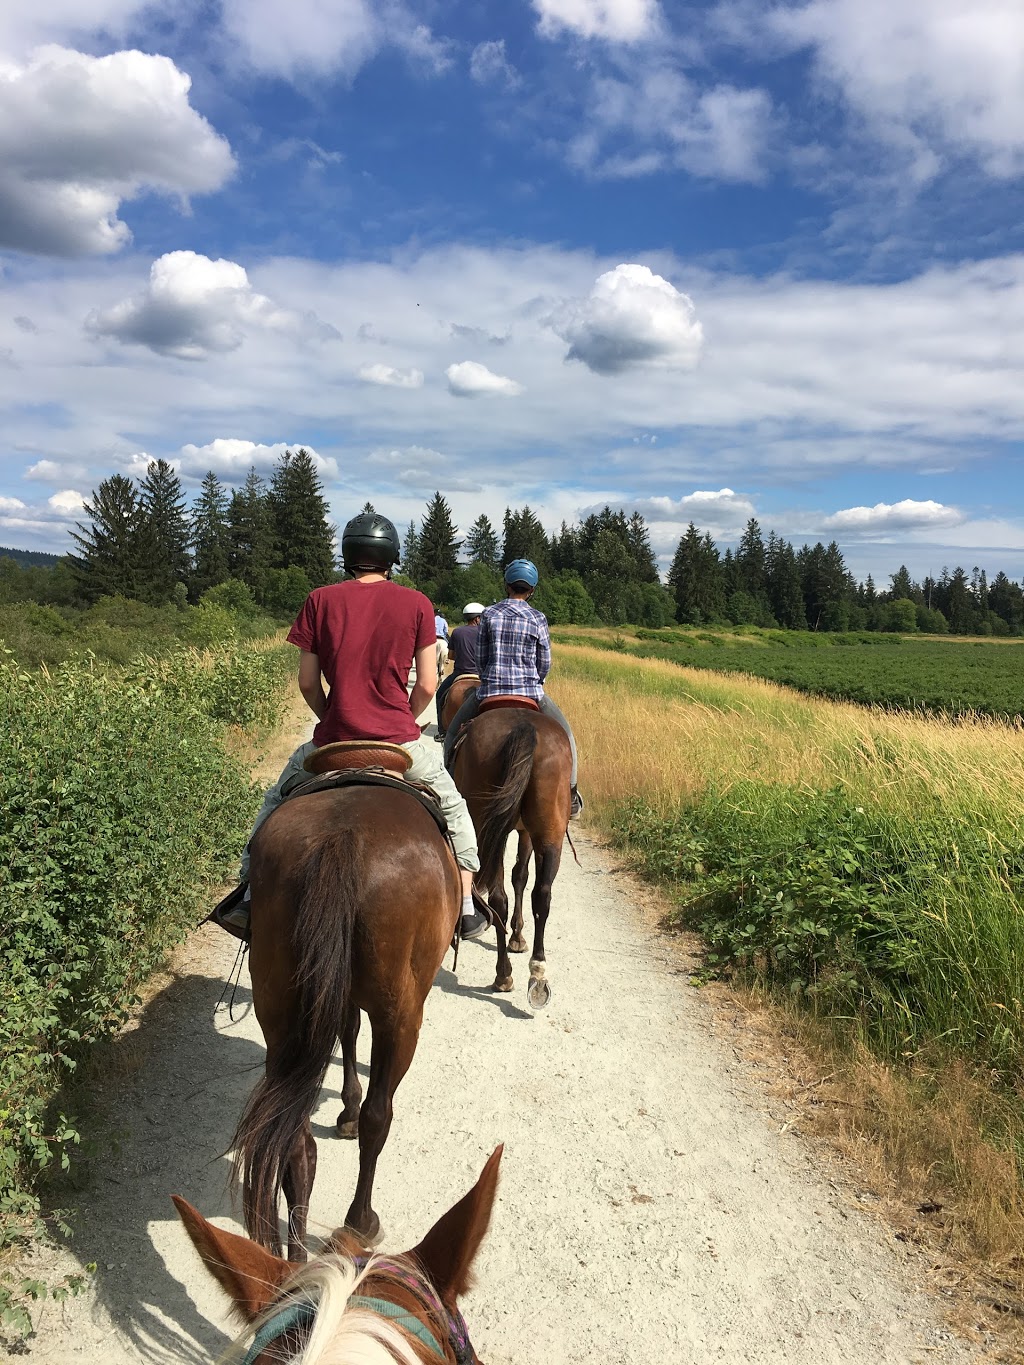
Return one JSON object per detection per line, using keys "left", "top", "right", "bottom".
{"left": 232, "top": 783, "right": 461, "bottom": 1257}
{"left": 440, "top": 674, "right": 480, "bottom": 733}
{"left": 453, "top": 708, "right": 572, "bottom": 1007}
{"left": 174, "top": 1145, "right": 501, "bottom": 1364}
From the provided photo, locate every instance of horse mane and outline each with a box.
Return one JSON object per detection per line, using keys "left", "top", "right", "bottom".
{"left": 224, "top": 1252, "right": 430, "bottom": 1365}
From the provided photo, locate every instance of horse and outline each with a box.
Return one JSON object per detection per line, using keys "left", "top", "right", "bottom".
{"left": 174, "top": 1145, "right": 501, "bottom": 1365}
{"left": 452, "top": 705, "right": 572, "bottom": 1008}
{"left": 233, "top": 771, "right": 461, "bottom": 1258}
{"left": 440, "top": 674, "right": 480, "bottom": 734}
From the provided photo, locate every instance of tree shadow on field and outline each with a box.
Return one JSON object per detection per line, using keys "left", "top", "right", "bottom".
{"left": 36, "top": 936, "right": 268, "bottom": 1364}
{"left": 433, "top": 966, "right": 534, "bottom": 1021}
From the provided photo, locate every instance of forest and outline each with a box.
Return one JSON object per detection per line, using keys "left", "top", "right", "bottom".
{"left": 2, "top": 451, "right": 1023, "bottom": 636}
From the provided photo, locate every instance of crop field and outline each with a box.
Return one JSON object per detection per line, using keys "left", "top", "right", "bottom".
{"left": 552, "top": 625, "right": 1024, "bottom": 719}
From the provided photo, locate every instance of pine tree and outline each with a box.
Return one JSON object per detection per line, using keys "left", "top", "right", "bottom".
{"left": 765, "top": 534, "right": 806, "bottom": 629}
{"left": 138, "top": 459, "right": 191, "bottom": 603}
{"left": 550, "top": 521, "right": 580, "bottom": 574}
{"left": 68, "top": 474, "right": 145, "bottom": 601}
{"left": 666, "top": 523, "right": 724, "bottom": 623}
{"left": 269, "top": 448, "right": 336, "bottom": 587}
{"left": 229, "top": 468, "right": 276, "bottom": 601}
{"left": 401, "top": 521, "right": 420, "bottom": 580}
{"left": 888, "top": 565, "right": 922, "bottom": 604}
{"left": 736, "top": 518, "right": 768, "bottom": 605}
{"left": 361, "top": 500, "right": 375, "bottom": 515}
{"left": 502, "top": 505, "right": 551, "bottom": 572}
{"left": 463, "top": 513, "right": 500, "bottom": 571}
{"left": 626, "top": 511, "right": 660, "bottom": 583}
{"left": 190, "top": 471, "right": 231, "bottom": 597}
{"left": 416, "top": 492, "right": 460, "bottom": 585}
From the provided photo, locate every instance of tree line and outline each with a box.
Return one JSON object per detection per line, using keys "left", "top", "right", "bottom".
{"left": 2, "top": 465, "right": 1022, "bottom": 635}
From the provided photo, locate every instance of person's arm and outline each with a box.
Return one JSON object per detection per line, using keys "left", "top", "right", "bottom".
{"left": 537, "top": 620, "right": 551, "bottom": 685}
{"left": 476, "top": 616, "right": 492, "bottom": 680}
{"left": 410, "top": 643, "right": 438, "bottom": 720}
{"left": 297, "top": 649, "right": 328, "bottom": 720}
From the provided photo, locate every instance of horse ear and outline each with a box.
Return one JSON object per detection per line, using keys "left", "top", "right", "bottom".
{"left": 172, "top": 1196, "right": 291, "bottom": 1321}
{"left": 409, "top": 1145, "right": 502, "bottom": 1306}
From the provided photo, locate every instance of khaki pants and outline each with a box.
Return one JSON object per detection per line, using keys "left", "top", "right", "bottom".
{"left": 239, "top": 735, "right": 480, "bottom": 879}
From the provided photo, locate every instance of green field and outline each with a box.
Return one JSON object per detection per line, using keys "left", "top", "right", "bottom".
{"left": 552, "top": 626, "right": 1024, "bottom": 719}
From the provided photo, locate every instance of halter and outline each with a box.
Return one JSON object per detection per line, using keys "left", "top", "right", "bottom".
{"left": 240, "top": 1266, "right": 477, "bottom": 1364}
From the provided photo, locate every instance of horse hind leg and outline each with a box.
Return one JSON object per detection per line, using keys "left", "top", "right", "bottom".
{"left": 488, "top": 844, "right": 515, "bottom": 993}
{"left": 336, "top": 1000, "right": 362, "bottom": 1139}
{"left": 345, "top": 1017, "right": 419, "bottom": 1244}
{"left": 281, "top": 1120, "right": 317, "bottom": 1261}
{"left": 509, "top": 831, "right": 532, "bottom": 954}
{"left": 527, "top": 843, "right": 561, "bottom": 1010}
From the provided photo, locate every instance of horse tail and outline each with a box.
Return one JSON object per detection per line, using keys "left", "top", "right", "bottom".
{"left": 231, "top": 835, "right": 361, "bottom": 1255}
{"left": 476, "top": 721, "right": 537, "bottom": 887}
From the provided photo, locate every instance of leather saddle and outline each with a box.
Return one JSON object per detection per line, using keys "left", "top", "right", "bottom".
{"left": 279, "top": 741, "right": 448, "bottom": 839}
{"left": 478, "top": 695, "right": 540, "bottom": 713}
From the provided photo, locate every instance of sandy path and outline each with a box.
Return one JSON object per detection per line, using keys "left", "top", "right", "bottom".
{"left": 25, "top": 698, "right": 972, "bottom": 1364}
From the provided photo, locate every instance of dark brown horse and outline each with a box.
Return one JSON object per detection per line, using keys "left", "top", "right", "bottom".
{"left": 175, "top": 1145, "right": 502, "bottom": 1364}
{"left": 440, "top": 673, "right": 479, "bottom": 733}
{"left": 453, "top": 708, "right": 572, "bottom": 1007}
{"left": 232, "top": 782, "right": 461, "bottom": 1257}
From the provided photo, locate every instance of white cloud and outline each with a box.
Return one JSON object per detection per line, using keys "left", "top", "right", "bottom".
{"left": 177, "top": 438, "right": 338, "bottom": 482}
{"left": 549, "top": 263, "right": 703, "bottom": 374}
{"left": 358, "top": 362, "right": 424, "bottom": 389}
{"left": 26, "top": 458, "right": 85, "bottom": 483}
{"left": 0, "top": 496, "right": 28, "bottom": 513}
{"left": 821, "top": 499, "right": 964, "bottom": 534}
{"left": 446, "top": 361, "right": 524, "bottom": 397}
{"left": 533, "top": 0, "right": 659, "bottom": 42}
{"left": 569, "top": 63, "right": 773, "bottom": 182}
{"left": 0, "top": 1, "right": 152, "bottom": 55}
{"left": 47, "top": 489, "right": 85, "bottom": 514}
{"left": 628, "top": 488, "right": 757, "bottom": 526}
{"left": 86, "top": 251, "right": 334, "bottom": 359}
{"left": 469, "top": 40, "right": 521, "bottom": 90}
{"left": 771, "top": 0, "right": 1024, "bottom": 178}
{"left": 0, "top": 47, "right": 234, "bottom": 256}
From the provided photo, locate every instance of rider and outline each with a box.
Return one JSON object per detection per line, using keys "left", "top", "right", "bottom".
{"left": 442, "top": 561, "right": 583, "bottom": 819}
{"left": 213, "top": 512, "right": 488, "bottom": 941}
{"left": 435, "top": 601, "right": 484, "bottom": 740}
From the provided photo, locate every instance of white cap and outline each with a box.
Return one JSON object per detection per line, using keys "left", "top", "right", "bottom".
{"left": 463, "top": 601, "right": 486, "bottom": 616}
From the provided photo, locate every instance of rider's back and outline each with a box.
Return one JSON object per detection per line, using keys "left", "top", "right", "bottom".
{"left": 477, "top": 598, "right": 549, "bottom": 701}
{"left": 288, "top": 579, "right": 435, "bottom": 744}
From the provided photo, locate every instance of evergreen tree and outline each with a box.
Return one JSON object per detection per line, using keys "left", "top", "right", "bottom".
{"left": 417, "top": 492, "right": 460, "bottom": 586}
{"left": 361, "top": 500, "right": 375, "bottom": 515}
{"left": 626, "top": 511, "right": 660, "bottom": 583}
{"left": 586, "top": 527, "right": 636, "bottom": 624}
{"left": 550, "top": 521, "right": 580, "bottom": 574}
{"left": 463, "top": 513, "right": 500, "bottom": 572}
{"left": 269, "top": 448, "right": 336, "bottom": 586}
{"left": 190, "top": 471, "right": 231, "bottom": 597}
{"left": 888, "top": 565, "right": 922, "bottom": 604}
{"left": 946, "top": 566, "right": 979, "bottom": 634}
{"left": 736, "top": 518, "right": 768, "bottom": 606}
{"left": 68, "top": 474, "right": 145, "bottom": 601}
{"left": 138, "top": 458, "right": 191, "bottom": 603}
{"left": 989, "top": 572, "right": 1024, "bottom": 633}
{"left": 765, "top": 533, "right": 806, "bottom": 629}
{"left": 401, "top": 521, "right": 421, "bottom": 579}
{"left": 502, "top": 505, "right": 551, "bottom": 571}
{"left": 667, "top": 523, "right": 725, "bottom": 623}
{"left": 229, "top": 468, "right": 276, "bottom": 601}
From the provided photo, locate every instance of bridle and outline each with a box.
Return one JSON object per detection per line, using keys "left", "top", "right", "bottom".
{"left": 241, "top": 1259, "right": 478, "bottom": 1365}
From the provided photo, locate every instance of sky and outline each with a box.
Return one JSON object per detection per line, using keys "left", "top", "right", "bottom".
{"left": 1, "top": 0, "right": 1023, "bottom": 584}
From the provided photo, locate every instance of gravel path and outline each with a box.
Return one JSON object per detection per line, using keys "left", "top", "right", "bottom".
{"left": 25, "top": 701, "right": 973, "bottom": 1363}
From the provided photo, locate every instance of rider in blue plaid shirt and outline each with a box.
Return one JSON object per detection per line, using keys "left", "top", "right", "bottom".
{"left": 443, "top": 558, "right": 583, "bottom": 819}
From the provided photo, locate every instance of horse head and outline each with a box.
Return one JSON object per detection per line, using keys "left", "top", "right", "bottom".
{"left": 172, "top": 1144, "right": 502, "bottom": 1364}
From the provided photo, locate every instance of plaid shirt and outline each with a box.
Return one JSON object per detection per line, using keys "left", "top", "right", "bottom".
{"left": 476, "top": 598, "right": 551, "bottom": 701}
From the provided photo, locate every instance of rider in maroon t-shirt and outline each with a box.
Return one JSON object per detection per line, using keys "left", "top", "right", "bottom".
{"left": 212, "top": 512, "right": 485, "bottom": 942}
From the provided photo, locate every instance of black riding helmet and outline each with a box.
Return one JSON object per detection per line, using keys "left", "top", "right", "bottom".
{"left": 342, "top": 512, "right": 401, "bottom": 572}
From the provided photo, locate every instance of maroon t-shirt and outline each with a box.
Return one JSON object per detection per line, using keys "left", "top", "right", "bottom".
{"left": 287, "top": 580, "right": 435, "bottom": 745}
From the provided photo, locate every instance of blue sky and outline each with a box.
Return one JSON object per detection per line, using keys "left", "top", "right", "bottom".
{"left": 1, "top": 0, "right": 1023, "bottom": 583}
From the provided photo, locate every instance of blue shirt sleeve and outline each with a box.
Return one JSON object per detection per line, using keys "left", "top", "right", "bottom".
{"left": 477, "top": 613, "right": 493, "bottom": 678}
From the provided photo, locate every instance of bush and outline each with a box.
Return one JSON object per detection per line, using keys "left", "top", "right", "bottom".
{"left": 200, "top": 578, "right": 259, "bottom": 618}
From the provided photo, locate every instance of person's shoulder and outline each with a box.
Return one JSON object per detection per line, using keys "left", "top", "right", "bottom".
{"left": 529, "top": 603, "right": 549, "bottom": 627}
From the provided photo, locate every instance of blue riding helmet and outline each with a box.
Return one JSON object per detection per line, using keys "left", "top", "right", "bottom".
{"left": 504, "top": 558, "right": 539, "bottom": 588}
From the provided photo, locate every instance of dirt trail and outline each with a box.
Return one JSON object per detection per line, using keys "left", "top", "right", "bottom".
{"left": 26, "top": 698, "right": 973, "bottom": 1363}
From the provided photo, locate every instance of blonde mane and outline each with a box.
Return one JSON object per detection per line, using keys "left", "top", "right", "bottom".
{"left": 223, "top": 1253, "right": 431, "bottom": 1365}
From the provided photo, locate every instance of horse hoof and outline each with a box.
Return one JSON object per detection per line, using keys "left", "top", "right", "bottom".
{"left": 493, "top": 976, "right": 514, "bottom": 993}
{"left": 348, "top": 1211, "right": 382, "bottom": 1246}
{"left": 509, "top": 935, "right": 527, "bottom": 954}
{"left": 527, "top": 975, "right": 551, "bottom": 1010}
{"left": 336, "top": 1115, "right": 359, "bottom": 1139}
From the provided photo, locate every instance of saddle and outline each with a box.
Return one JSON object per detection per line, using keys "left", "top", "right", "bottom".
{"left": 478, "top": 695, "right": 540, "bottom": 713}
{"left": 279, "top": 742, "right": 448, "bottom": 840}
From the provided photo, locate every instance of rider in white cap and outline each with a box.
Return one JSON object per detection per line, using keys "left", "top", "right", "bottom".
{"left": 435, "top": 601, "right": 486, "bottom": 738}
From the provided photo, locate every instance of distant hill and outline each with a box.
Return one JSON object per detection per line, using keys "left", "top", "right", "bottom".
{"left": 0, "top": 546, "right": 62, "bottom": 568}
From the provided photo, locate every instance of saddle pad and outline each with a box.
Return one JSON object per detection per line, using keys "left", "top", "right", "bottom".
{"left": 279, "top": 767, "right": 449, "bottom": 839}
{"left": 478, "top": 695, "right": 540, "bottom": 713}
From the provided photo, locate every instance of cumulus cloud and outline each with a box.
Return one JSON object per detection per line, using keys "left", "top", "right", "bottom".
{"left": 549, "top": 263, "right": 703, "bottom": 375}
{"left": 0, "top": 496, "right": 28, "bottom": 513}
{"left": 367, "top": 444, "right": 482, "bottom": 494}
{"left": 771, "top": 0, "right": 1024, "bottom": 178}
{"left": 446, "top": 361, "right": 524, "bottom": 397}
{"left": 627, "top": 488, "right": 757, "bottom": 526}
{"left": 25, "top": 460, "right": 66, "bottom": 482}
{"left": 177, "top": 438, "right": 338, "bottom": 482}
{"left": 821, "top": 499, "right": 964, "bottom": 534}
{"left": 469, "top": 39, "right": 521, "bottom": 90}
{"left": 47, "top": 489, "right": 85, "bottom": 514}
{"left": 358, "top": 362, "right": 424, "bottom": 389}
{"left": 533, "top": 0, "right": 659, "bottom": 42}
{"left": 87, "top": 251, "right": 335, "bottom": 359}
{"left": 0, "top": 47, "right": 234, "bottom": 256}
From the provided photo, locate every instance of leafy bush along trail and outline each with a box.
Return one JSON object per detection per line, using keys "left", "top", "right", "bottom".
{"left": 546, "top": 645, "right": 1024, "bottom": 1285}
{"left": 0, "top": 640, "right": 291, "bottom": 1336}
